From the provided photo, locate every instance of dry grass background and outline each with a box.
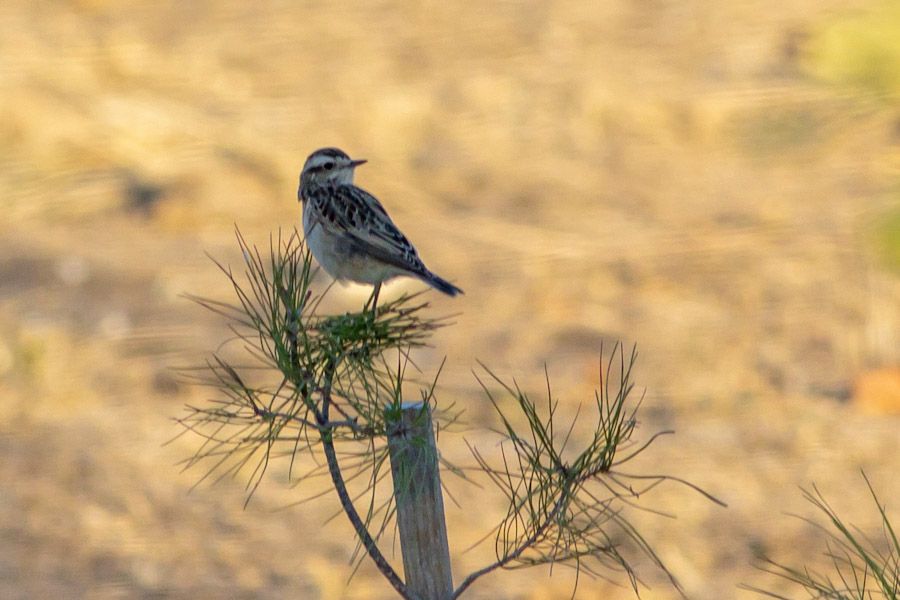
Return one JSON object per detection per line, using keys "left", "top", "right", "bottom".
{"left": 1, "top": 0, "right": 899, "bottom": 598}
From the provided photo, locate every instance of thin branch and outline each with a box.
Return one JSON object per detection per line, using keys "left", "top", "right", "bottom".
{"left": 453, "top": 483, "right": 571, "bottom": 598}
{"left": 318, "top": 358, "right": 410, "bottom": 599}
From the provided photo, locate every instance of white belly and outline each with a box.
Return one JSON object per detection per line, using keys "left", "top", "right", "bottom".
{"left": 303, "top": 208, "right": 404, "bottom": 285}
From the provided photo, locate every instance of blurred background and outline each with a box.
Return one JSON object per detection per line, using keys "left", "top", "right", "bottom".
{"left": 1, "top": 0, "right": 899, "bottom": 598}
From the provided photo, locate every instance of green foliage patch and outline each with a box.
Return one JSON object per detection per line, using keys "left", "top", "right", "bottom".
{"left": 805, "top": 2, "right": 900, "bottom": 100}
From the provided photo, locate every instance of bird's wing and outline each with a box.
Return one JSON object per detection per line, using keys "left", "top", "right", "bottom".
{"left": 314, "top": 185, "right": 427, "bottom": 274}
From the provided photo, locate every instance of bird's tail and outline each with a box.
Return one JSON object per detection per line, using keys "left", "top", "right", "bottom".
{"left": 420, "top": 270, "right": 463, "bottom": 297}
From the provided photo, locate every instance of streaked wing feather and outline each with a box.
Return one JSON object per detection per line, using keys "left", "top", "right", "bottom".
{"left": 313, "top": 185, "right": 426, "bottom": 274}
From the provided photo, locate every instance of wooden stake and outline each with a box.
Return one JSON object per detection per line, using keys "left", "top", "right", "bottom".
{"left": 386, "top": 402, "right": 453, "bottom": 600}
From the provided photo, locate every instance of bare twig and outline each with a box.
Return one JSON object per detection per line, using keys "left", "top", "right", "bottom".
{"left": 319, "top": 358, "right": 410, "bottom": 599}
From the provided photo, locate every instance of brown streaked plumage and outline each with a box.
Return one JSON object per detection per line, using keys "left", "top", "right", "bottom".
{"left": 297, "top": 147, "right": 462, "bottom": 309}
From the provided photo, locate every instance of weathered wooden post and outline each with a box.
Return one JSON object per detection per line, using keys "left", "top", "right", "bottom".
{"left": 386, "top": 401, "right": 453, "bottom": 600}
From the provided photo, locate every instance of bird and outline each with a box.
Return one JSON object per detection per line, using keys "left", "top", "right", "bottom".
{"left": 297, "top": 147, "right": 462, "bottom": 312}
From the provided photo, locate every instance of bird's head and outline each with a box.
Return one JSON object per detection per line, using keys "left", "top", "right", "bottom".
{"left": 299, "top": 147, "right": 367, "bottom": 192}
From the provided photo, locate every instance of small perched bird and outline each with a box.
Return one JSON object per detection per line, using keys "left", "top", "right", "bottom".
{"left": 297, "top": 147, "right": 462, "bottom": 310}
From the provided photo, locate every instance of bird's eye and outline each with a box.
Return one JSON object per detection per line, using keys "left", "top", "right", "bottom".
{"left": 323, "top": 161, "right": 335, "bottom": 170}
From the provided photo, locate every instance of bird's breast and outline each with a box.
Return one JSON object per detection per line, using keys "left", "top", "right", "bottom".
{"left": 302, "top": 205, "right": 402, "bottom": 285}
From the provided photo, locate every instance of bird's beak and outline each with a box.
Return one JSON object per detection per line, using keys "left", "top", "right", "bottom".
{"left": 350, "top": 159, "right": 367, "bottom": 168}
